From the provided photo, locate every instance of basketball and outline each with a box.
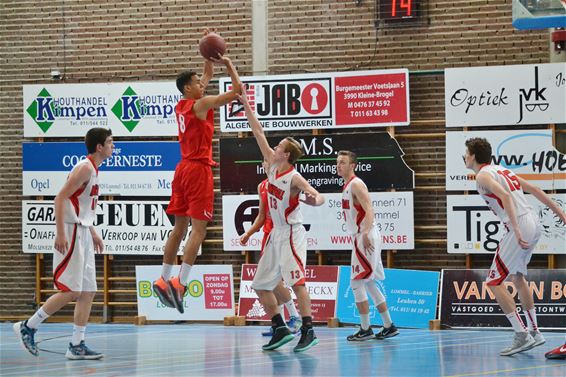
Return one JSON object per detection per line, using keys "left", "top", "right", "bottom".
{"left": 199, "top": 32, "right": 226, "bottom": 60}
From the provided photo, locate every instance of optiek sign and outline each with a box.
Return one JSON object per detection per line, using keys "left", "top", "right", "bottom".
{"left": 23, "top": 82, "right": 181, "bottom": 137}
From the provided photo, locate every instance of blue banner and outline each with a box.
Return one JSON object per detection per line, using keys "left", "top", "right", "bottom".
{"left": 22, "top": 141, "right": 181, "bottom": 196}
{"left": 336, "top": 266, "right": 440, "bottom": 329}
{"left": 23, "top": 141, "right": 180, "bottom": 171}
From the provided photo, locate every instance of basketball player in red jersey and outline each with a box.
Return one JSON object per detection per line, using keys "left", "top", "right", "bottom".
{"left": 153, "top": 29, "right": 242, "bottom": 313}
{"left": 464, "top": 138, "right": 566, "bottom": 356}
{"left": 238, "top": 87, "right": 325, "bottom": 352}
{"left": 14, "top": 128, "right": 113, "bottom": 359}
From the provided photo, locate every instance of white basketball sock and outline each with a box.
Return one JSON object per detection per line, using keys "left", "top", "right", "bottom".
{"left": 505, "top": 310, "right": 527, "bottom": 333}
{"left": 161, "top": 263, "right": 173, "bottom": 280}
{"left": 179, "top": 263, "right": 192, "bottom": 286}
{"left": 27, "top": 308, "right": 49, "bottom": 329}
{"left": 379, "top": 309, "right": 393, "bottom": 328}
{"left": 71, "top": 325, "right": 86, "bottom": 346}
{"left": 524, "top": 308, "right": 539, "bottom": 332}
{"left": 284, "top": 299, "right": 299, "bottom": 318}
{"left": 360, "top": 313, "right": 370, "bottom": 330}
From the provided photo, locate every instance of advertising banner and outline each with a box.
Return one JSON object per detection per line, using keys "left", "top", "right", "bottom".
{"left": 220, "top": 133, "right": 414, "bottom": 193}
{"left": 238, "top": 264, "right": 339, "bottom": 322}
{"left": 23, "top": 141, "right": 180, "bottom": 196}
{"left": 136, "top": 265, "right": 234, "bottom": 321}
{"left": 447, "top": 194, "right": 566, "bottom": 254}
{"left": 223, "top": 192, "right": 414, "bottom": 251}
{"left": 336, "top": 266, "right": 440, "bottom": 329}
{"left": 219, "top": 69, "right": 410, "bottom": 132}
{"left": 440, "top": 269, "right": 566, "bottom": 329}
{"left": 445, "top": 130, "right": 565, "bottom": 191}
{"left": 23, "top": 82, "right": 181, "bottom": 137}
{"left": 22, "top": 200, "right": 200, "bottom": 255}
{"left": 445, "top": 63, "right": 566, "bottom": 127}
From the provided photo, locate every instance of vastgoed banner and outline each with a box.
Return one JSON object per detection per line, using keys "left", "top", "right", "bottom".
{"left": 238, "top": 264, "right": 338, "bottom": 322}
{"left": 445, "top": 63, "right": 566, "bottom": 127}
{"left": 445, "top": 130, "right": 565, "bottom": 191}
{"left": 219, "top": 69, "right": 409, "bottom": 132}
{"left": 136, "top": 265, "right": 234, "bottom": 321}
{"left": 447, "top": 195, "right": 566, "bottom": 254}
{"left": 440, "top": 269, "right": 566, "bottom": 329}
{"left": 220, "top": 133, "right": 414, "bottom": 193}
{"left": 23, "top": 141, "right": 180, "bottom": 196}
{"left": 336, "top": 266, "right": 440, "bottom": 329}
{"left": 22, "top": 200, "right": 200, "bottom": 255}
{"left": 223, "top": 192, "right": 414, "bottom": 251}
{"left": 23, "top": 82, "right": 181, "bottom": 137}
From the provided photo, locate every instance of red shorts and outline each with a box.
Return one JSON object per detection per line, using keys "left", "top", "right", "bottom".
{"left": 166, "top": 160, "right": 214, "bottom": 221}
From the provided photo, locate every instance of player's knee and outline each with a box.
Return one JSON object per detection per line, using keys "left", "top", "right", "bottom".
{"left": 67, "top": 291, "right": 82, "bottom": 301}
{"left": 366, "top": 281, "right": 385, "bottom": 306}
{"left": 77, "top": 291, "right": 96, "bottom": 301}
{"left": 351, "top": 280, "right": 368, "bottom": 303}
{"left": 170, "top": 226, "right": 187, "bottom": 240}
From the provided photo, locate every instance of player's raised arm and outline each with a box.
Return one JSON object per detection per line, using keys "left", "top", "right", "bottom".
{"left": 238, "top": 86, "right": 275, "bottom": 164}
{"left": 199, "top": 29, "right": 215, "bottom": 89}
{"left": 193, "top": 55, "right": 242, "bottom": 118}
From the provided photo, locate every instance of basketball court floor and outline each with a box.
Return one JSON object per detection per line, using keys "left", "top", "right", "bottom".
{"left": 1, "top": 323, "right": 564, "bottom": 376}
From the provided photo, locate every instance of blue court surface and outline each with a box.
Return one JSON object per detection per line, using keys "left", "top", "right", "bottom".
{"left": 1, "top": 323, "right": 565, "bottom": 376}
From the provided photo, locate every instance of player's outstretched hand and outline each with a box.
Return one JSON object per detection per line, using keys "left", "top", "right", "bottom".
{"left": 209, "top": 53, "right": 231, "bottom": 66}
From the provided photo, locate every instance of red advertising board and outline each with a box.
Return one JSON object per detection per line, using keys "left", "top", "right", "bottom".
{"left": 219, "top": 69, "right": 410, "bottom": 132}
{"left": 238, "top": 264, "right": 339, "bottom": 322}
{"left": 203, "top": 274, "right": 232, "bottom": 309}
{"left": 334, "top": 73, "right": 408, "bottom": 126}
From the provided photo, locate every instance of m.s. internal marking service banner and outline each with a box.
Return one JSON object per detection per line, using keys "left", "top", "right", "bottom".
{"left": 445, "top": 63, "right": 566, "bottom": 127}
{"left": 22, "top": 201, "right": 201, "bottom": 255}
{"left": 223, "top": 192, "right": 414, "bottom": 251}
{"left": 440, "top": 269, "right": 566, "bottom": 329}
{"left": 447, "top": 195, "right": 565, "bottom": 254}
{"left": 446, "top": 130, "right": 565, "bottom": 191}
{"left": 23, "top": 142, "right": 180, "bottom": 196}
{"left": 219, "top": 69, "right": 409, "bottom": 131}
{"left": 220, "top": 133, "right": 414, "bottom": 193}
{"left": 23, "top": 82, "right": 181, "bottom": 137}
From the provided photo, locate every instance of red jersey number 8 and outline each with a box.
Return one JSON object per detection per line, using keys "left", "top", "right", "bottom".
{"left": 177, "top": 114, "right": 186, "bottom": 133}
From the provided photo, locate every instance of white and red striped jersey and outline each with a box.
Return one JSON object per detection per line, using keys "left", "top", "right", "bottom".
{"left": 342, "top": 176, "right": 369, "bottom": 234}
{"left": 476, "top": 164, "right": 532, "bottom": 224}
{"left": 266, "top": 165, "right": 302, "bottom": 227}
{"left": 64, "top": 157, "right": 99, "bottom": 226}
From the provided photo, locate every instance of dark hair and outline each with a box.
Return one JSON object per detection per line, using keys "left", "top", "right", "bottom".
{"left": 465, "top": 137, "right": 492, "bottom": 164}
{"left": 338, "top": 150, "right": 357, "bottom": 164}
{"left": 85, "top": 128, "right": 112, "bottom": 154}
{"left": 176, "top": 71, "right": 197, "bottom": 95}
{"left": 283, "top": 137, "right": 304, "bottom": 164}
